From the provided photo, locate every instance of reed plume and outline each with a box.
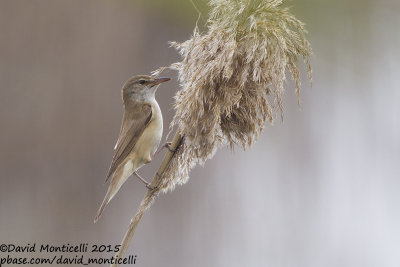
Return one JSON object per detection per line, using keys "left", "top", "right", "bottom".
{"left": 112, "top": 0, "right": 312, "bottom": 265}
{"left": 156, "top": 0, "right": 312, "bottom": 191}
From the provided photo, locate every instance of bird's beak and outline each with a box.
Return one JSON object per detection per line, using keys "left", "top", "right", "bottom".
{"left": 150, "top": 77, "right": 170, "bottom": 87}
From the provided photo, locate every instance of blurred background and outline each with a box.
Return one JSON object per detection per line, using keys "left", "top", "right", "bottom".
{"left": 0, "top": 0, "right": 399, "bottom": 266}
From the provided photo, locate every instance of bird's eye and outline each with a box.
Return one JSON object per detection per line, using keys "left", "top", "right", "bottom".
{"left": 139, "top": 79, "right": 146, "bottom": 85}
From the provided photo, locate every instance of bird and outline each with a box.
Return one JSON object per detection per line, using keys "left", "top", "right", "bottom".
{"left": 94, "top": 75, "right": 170, "bottom": 223}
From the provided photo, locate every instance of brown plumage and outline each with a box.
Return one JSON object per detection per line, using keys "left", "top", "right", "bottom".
{"left": 94, "top": 75, "right": 170, "bottom": 223}
{"left": 105, "top": 104, "right": 152, "bottom": 181}
{"left": 111, "top": 0, "right": 313, "bottom": 262}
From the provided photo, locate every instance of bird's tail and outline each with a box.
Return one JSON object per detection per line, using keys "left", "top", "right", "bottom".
{"left": 94, "top": 187, "right": 112, "bottom": 223}
{"left": 94, "top": 165, "right": 132, "bottom": 223}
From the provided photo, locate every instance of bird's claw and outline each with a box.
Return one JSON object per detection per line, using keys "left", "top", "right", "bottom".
{"left": 165, "top": 142, "right": 176, "bottom": 153}
{"left": 146, "top": 183, "right": 155, "bottom": 190}
{"left": 153, "top": 142, "right": 176, "bottom": 158}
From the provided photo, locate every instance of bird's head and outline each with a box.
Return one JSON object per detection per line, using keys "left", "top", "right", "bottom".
{"left": 122, "top": 75, "right": 170, "bottom": 103}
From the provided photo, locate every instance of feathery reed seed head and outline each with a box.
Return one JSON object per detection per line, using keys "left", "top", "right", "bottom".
{"left": 154, "top": 0, "right": 312, "bottom": 192}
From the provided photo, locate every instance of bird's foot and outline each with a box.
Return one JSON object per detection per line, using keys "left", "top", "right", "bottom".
{"left": 165, "top": 142, "right": 176, "bottom": 153}
{"left": 134, "top": 171, "right": 157, "bottom": 190}
{"left": 145, "top": 183, "right": 155, "bottom": 190}
{"left": 133, "top": 171, "right": 151, "bottom": 187}
{"left": 154, "top": 142, "right": 176, "bottom": 158}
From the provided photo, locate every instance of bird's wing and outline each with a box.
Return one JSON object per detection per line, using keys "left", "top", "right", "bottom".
{"left": 105, "top": 103, "right": 152, "bottom": 181}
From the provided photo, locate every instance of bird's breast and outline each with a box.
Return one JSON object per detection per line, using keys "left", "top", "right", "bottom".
{"left": 131, "top": 101, "right": 163, "bottom": 168}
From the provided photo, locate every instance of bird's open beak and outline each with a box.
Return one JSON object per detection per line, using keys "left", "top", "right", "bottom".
{"left": 150, "top": 77, "right": 170, "bottom": 87}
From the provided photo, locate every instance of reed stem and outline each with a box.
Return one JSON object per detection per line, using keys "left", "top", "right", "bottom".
{"left": 111, "top": 132, "right": 183, "bottom": 267}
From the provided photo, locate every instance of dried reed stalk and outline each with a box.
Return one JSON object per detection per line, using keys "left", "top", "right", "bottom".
{"left": 111, "top": 133, "right": 183, "bottom": 266}
{"left": 112, "top": 0, "right": 312, "bottom": 265}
